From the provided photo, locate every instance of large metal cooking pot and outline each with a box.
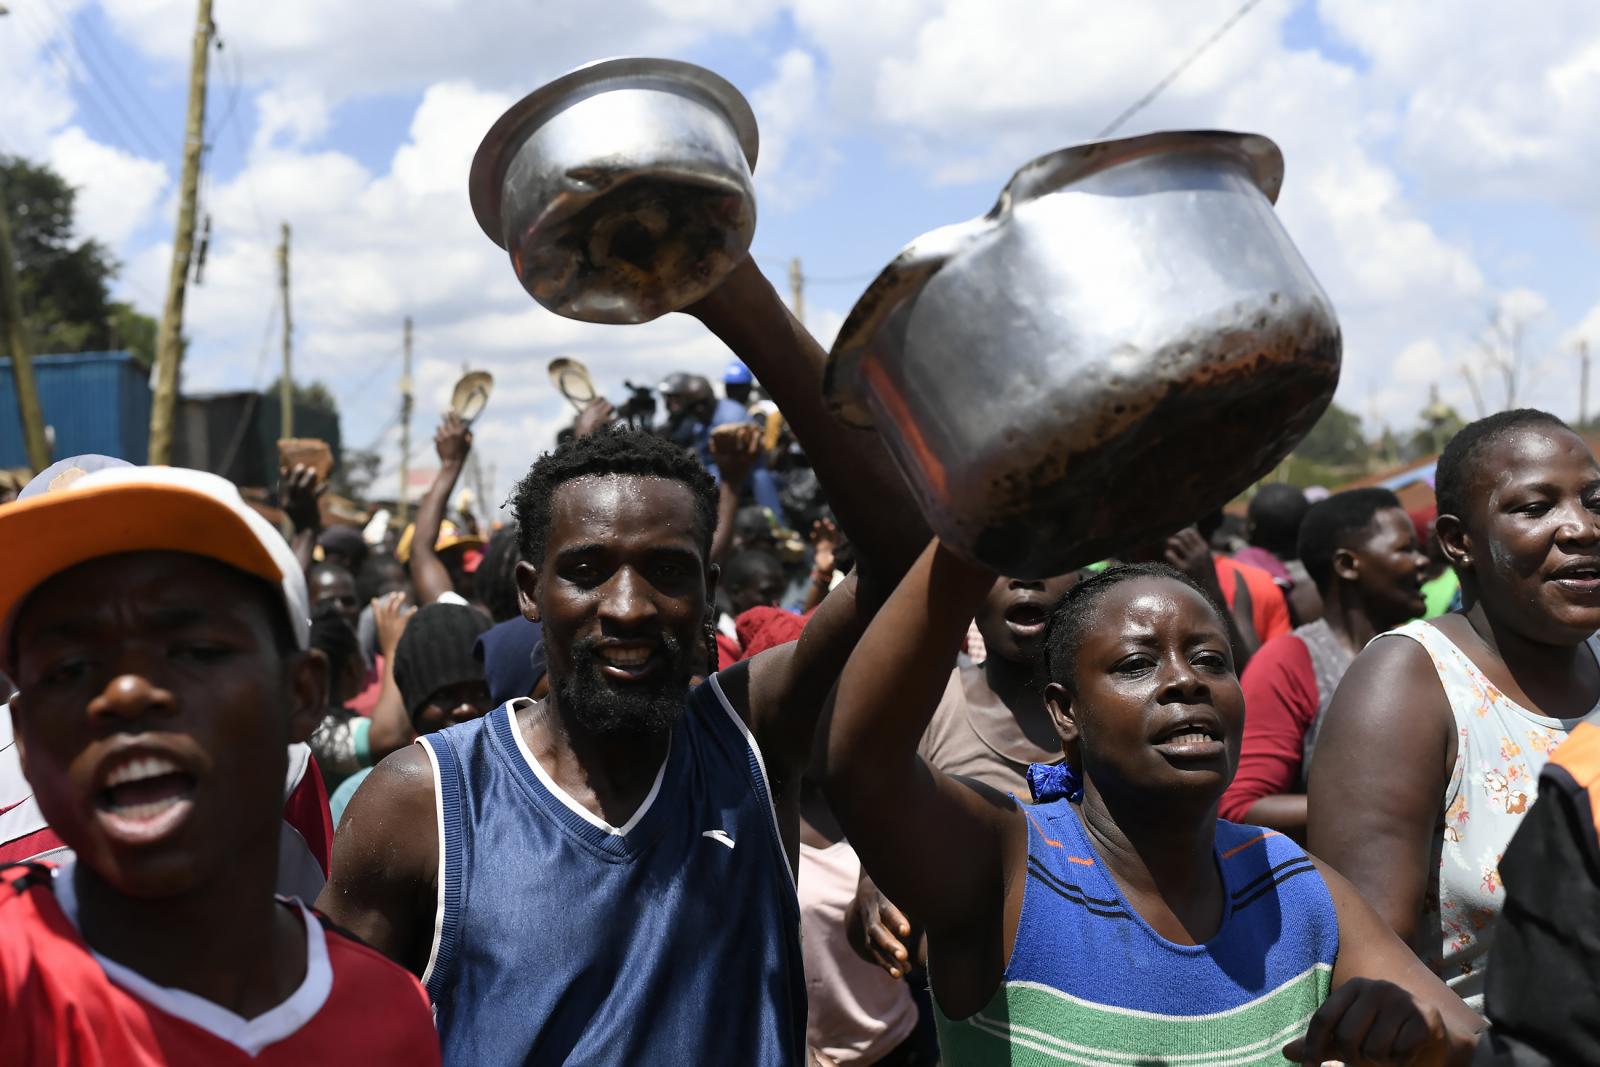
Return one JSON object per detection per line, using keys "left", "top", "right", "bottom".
{"left": 824, "top": 130, "right": 1341, "bottom": 578}
{"left": 469, "top": 57, "right": 759, "bottom": 325}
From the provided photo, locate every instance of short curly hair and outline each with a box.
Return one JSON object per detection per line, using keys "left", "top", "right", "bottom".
{"left": 511, "top": 428, "right": 718, "bottom": 567}
{"left": 1435, "top": 408, "right": 1571, "bottom": 521}
{"left": 1043, "top": 563, "right": 1226, "bottom": 695}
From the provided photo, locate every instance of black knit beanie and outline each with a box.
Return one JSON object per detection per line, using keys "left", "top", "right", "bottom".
{"left": 393, "top": 602, "right": 491, "bottom": 721}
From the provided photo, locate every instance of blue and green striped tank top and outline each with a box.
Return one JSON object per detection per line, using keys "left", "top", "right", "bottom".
{"left": 935, "top": 796, "right": 1338, "bottom": 1065}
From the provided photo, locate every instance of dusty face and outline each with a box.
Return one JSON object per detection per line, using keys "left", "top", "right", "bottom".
{"left": 519, "top": 474, "right": 712, "bottom": 737}
{"left": 1046, "top": 577, "right": 1242, "bottom": 805}
{"left": 1442, "top": 426, "right": 1600, "bottom": 644}
{"left": 9, "top": 552, "right": 322, "bottom": 898}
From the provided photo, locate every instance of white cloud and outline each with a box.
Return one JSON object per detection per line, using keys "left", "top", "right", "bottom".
{"left": 46, "top": 126, "right": 169, "bottom": 246}
{"left": 252, "top": 81, "right": 331, "bottom": 153}
{"left": 749, "top": 49, "right": 838, "bottom": 210}
{"left": 1319, "top": 0, "right": 1600, "bottom": 215}
{"left": 99, "top": 0, "right": 785, "bottom": 102}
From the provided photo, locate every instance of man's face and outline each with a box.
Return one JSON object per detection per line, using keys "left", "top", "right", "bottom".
{"left": 9, "top": 552, "right": 323, "bottom": 897}
{"left": 519, "top": 475, "right": 711, "bottom": 737}
{"left": 413, "top": 678, "right": 493, "bottom": 735}
{"left": 728, "top": 562, "right": 786, "bottom": 617}
{"left": 310, "top": 568, "right": 360, "bottom": 628}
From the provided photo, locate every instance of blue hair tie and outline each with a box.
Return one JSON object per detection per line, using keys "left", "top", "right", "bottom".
{"left": 1026, "top": 762, "right": 1083, "bottom": 804}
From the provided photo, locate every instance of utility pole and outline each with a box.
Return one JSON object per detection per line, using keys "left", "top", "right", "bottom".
{"left": 789, "top": 257, "right": 804, "bottom": 326}
{"left": 398, "top": 316, "right": 413, "bottom": 524}
{"left": 1580, "top": 340, "right": 1591, "bottom": 428}
{"left": 0, "top": 183, "right": 49, "bottom": 472}
{"left": 147, "top": 0, "right": 213, "bottom": 465}
{"left": 278, "top": 222, "right": 292, "bottom": 437}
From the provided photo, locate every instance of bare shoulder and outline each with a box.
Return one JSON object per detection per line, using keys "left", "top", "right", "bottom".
{"left": 337, "top": 743, "right": 439, "bottom": 843}
{"left": 1322, "top": 632, "right": 1451, "bottom": 742}
{"left": 318, "top": 743, "right": 440, "bottom": 971}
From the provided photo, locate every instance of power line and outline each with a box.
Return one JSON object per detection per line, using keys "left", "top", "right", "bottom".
{"left": 1096, "top": 0, "right": 1267, "bottom": 139}
{"left": 14, "top": 2, "right": 170, "bottom": 161}
{"left": 39, "top": 0, "right": 181, "bottom": 157}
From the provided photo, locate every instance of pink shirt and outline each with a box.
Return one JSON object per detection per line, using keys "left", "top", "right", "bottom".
{"left": 799, "top": 840, "right": 918, "bottom": 1064}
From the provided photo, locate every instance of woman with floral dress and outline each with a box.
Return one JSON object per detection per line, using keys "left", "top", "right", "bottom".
{"left": 1309, "top": 409, "right": 1600, "bottom": 1010}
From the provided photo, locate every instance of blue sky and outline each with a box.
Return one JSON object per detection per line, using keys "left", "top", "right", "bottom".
{"left": 4, "top": 0, "right": 1600, "bottom": 506}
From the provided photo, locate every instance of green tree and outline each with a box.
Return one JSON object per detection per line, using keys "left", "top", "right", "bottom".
{"left": 0, "top": 155, "right": 161, "bottom": 369}
{"left": 265, "top": 375, "right": 339, "bottom": 415}
{"left": 1292, "top": 401, "right": 1370, "bottom": 468}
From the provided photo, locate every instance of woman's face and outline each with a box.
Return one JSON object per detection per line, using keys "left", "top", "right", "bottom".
{"left": 1443, "top": 426, "right": 1600, "bottom": 644}
{"left": 1045, "top": 577, "right": 1243, "bottom": 805}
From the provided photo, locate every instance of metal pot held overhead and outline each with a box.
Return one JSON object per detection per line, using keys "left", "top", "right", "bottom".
{"left": 823, "top": 130, "right": 1342, "bottom": 578}
{"left": 469, "top": 57, "right": 759, "bottom": 325}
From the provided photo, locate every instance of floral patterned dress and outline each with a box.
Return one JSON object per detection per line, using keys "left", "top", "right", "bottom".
{"left": 1386, "top": 619, "right": 1600, "bottom": 1011}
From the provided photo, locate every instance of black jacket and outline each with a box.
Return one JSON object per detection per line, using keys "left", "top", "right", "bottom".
{"left": 1476, "top": 712, "right": 1600, "bottom": 1065}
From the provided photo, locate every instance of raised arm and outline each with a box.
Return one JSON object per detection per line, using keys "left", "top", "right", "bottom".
{"left": 317, "top": 744, "right": 439, "bottom": 974}
{"left": 410, "top": 414, "right": 471, "bottom": 605}
{"left": 365, "top": 592, "right": 416, "bottom": 760}
{"left": 823, "top": 542, "right": 1022, "bottom": 994}
{"left": 280, "top": 463, "right": 324, "bottom": 573}
{"left": 685, "top": 256, "right": 927, "bottom": 579}
{"left": 1306, "top": 634, "right": 1455, "bottom": 942}
{"left": 707, "top": 423, "right": 761, "bottom": 565}
{"left": 682, "top": 257, "right": 930, "bottom": 801}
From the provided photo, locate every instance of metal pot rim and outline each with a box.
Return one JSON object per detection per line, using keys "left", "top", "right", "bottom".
{"left": 822, "top": 130, "right": 1284, "bottom": 430}
{"left": 467, "top": 57, "right": 760, "bottom": 251}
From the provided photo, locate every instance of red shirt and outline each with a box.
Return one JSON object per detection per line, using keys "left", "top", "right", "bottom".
{"left": 0, "top": 862, "right": 439, "bottom": 1067}
{"left": 1219, "top": 632, "right": 1319, "bottom": 823}
{"left": 1214, "top": 555, "right": 1292, "bottom": 646}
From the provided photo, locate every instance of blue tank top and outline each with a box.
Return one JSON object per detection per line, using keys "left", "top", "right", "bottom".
{"left": 936, "top": 797, "right": 1339, "bottom": 1065}
{"left": 419, "top": 676, "right": 805, "bottom": 1066}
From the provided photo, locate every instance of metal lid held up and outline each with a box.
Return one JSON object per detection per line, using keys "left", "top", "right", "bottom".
{"left": 468, "top": 57, "right": 761, "bottom": 251}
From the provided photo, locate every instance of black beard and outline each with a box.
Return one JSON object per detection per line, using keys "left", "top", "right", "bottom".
{"left": 554, "top": 633, "right": 692, "bottom": 738}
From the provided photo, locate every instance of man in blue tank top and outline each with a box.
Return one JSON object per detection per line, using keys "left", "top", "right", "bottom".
{"left": 317, "top": 256, "right": 928, "bottom": 1066}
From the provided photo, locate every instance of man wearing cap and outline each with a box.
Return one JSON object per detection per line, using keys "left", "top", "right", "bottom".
{"left": 0, "top": 458, "right": 334, "bottom": 904}
{"left": 0, "top": 464, "right": 439, "bottom": 1064}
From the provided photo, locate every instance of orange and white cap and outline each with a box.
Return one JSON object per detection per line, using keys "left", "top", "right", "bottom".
{"left": 0, "top": 465, "right": 310, "bottom": 660}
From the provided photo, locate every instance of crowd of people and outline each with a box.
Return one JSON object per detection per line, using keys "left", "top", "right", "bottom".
{"left": 2, "top": 251, "right": 1600, "bottom": 1066}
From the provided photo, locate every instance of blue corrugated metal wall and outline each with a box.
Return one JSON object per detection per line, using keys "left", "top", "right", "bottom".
{"left": 0, "top": 351, "right": 150, "bottom": 468}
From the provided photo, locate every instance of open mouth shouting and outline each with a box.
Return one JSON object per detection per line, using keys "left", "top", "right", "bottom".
{"left": 1003, "top": 600, "right": 1051, "bottom": 640}
{"left": 92, "top": 749, "right": 199, "bottom": 846}
{"left": 1549, "top": 557, "right": 1600, "bottom": 597}
{"left": 1151, "top": 714, "right": 1226, "bottom": 760}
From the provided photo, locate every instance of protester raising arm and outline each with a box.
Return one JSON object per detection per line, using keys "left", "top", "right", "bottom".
{"left": 823, "top": 540, "right": 1025, "bottom": 1016}
{"left": 708, "top": 423, "right": 761, "bottom": 566}
{"left": 686, "top": 256, "right": 925, "bottom": 580}
{"left": 281, "top": 462, "right": 324, "bottom": 573}
{"left": 365, "top": 591, "right": 417, "bottom": 763}
{"left": 683, "top": 256, "right": 931, "bottom": 864}
{"left": 410, "top": 413, "right": 472, "bottom": 605}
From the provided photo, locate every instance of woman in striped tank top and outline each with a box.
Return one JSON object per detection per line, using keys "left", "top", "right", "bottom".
{"left": 825, "top": 546, "right": 1485, "bottom": 1066}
